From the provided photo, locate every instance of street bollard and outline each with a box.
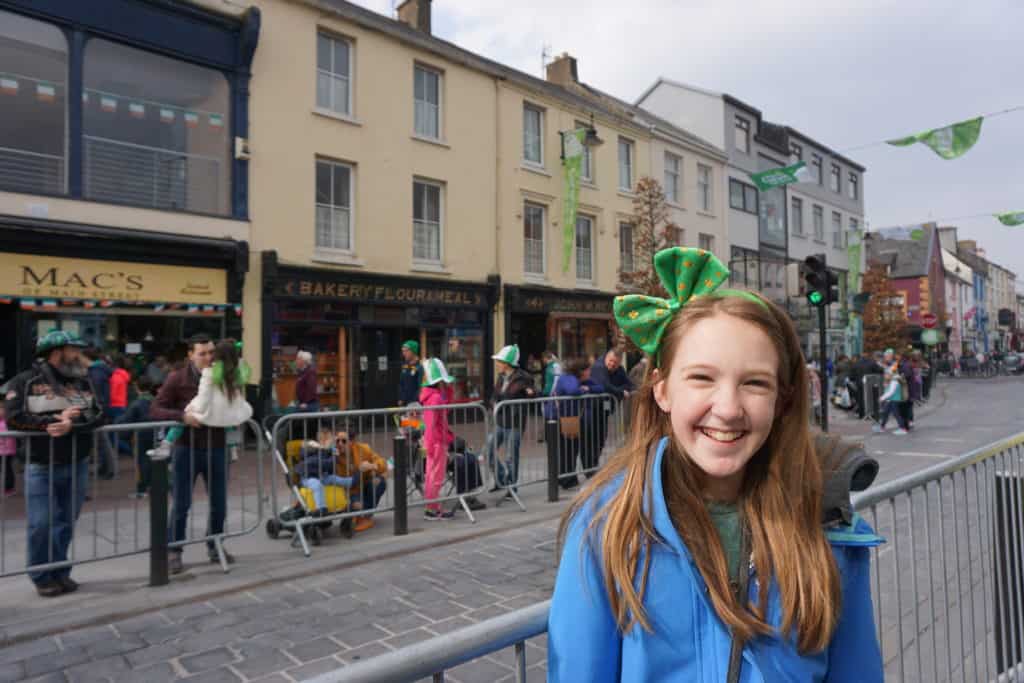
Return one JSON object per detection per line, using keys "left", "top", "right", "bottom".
{"left": 392, "top": 435, "right": 408, "bottom": 536}
{"left": 993, "top": 471, "right": 1024, "bottom": 674}
{"left": 546, "top": 420, "right": 559, "bottom": 503}
{"left": 148, "top": 449, "right": 171, "bottom": 587}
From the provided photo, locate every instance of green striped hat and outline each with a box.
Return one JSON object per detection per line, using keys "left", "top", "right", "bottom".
{"left": 491, "top": 344, "right": 520, "bottom": 367}
{"left": 421, "top": 358, "right": 454, "bottom": 386}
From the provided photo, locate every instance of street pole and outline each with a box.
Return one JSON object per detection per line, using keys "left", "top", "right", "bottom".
{"left": 819, "top": 305, "right": 829, "bottom": 433}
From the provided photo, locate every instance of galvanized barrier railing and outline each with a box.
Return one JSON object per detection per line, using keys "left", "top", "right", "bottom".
{"left": 489, "top": 394, "right": 624, "bottom": 511}
{"left": 313, "top": 430, "right": 1024, "bottom": 683}
{"left": 0, "top": 419, "right": 266, "bottom": 581}
{"left": 268, "top": 403, "right": 490, "bottom": 556}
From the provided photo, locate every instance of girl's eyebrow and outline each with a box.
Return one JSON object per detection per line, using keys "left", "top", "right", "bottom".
{"left": 679, "top": 363, "right": 776, "bottom": 378}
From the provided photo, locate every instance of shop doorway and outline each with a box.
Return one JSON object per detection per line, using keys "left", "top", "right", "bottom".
{"left": 356, "top": 327, "right": 418, "bottom": 409}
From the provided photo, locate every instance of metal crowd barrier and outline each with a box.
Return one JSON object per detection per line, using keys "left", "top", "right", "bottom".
{"left": 489, "top": 394, "right": 625, "bottom": 510}
{"left": 267, "top": 403, "right": 490, "bottom": 556}
{"left": 0, "top": 419, "right": 266, "bottom": 581}
{"left": 863, "top": 374, "right": 883, "bottom": 423}
{"left": 314, "top": 430, "right": 1024, "bottom": 683}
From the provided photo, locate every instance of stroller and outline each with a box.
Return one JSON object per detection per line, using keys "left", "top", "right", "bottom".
{"left": 265, "top": 439, "right": 355, "bottom": 552}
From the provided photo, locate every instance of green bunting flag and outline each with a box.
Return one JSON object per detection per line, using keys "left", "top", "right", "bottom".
{"left": 748, "top": 161, "right": 806, "bottom": 191}
{"left": 995, "top": 211, "right": 1024, "bottom": 226}
{"left": 886, "top": 116, "right": 983, "bottom": 159}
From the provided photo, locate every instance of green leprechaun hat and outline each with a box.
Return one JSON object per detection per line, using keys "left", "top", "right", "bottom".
{"left": 491, "top": 344, "right": 520, "bottom": 367}
{"left": 421, "top": 358, "right": 455, "bottom": 386}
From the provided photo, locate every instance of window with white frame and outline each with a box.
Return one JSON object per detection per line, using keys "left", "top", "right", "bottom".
{"left": 620, "top": 223, "right": 635, "bottom": 272}
{"left": 848, "top": 172, "right": 859, "bottom": 200}
{"left": 413, "top": 65, "right": 441, "bottom": 140}
{"left": 668, "top": 226, "right": 684, "bottom": 247}
{"left": 791, "top": 197, "right": 804, "bottom": 235}
{"left": 813, "top": 205, "right": 824, "bottom": 241}
{"left": 524, "top": 202, "right": 545, "bottom": 275}
{"left": 832, "top": 211, "right": 843, "bottom": 247}
{"left": 576, "top": 215, "right": 594, "bottom": 282}
{"left": 315, "top": 158, "right": 353, "bottom": 251}
{"left": 811, "top": 154, "right": 823, "bottom": 185}
{"left": 790, "top": 142, "right": 803, "bottom": 162}
{"left": 829, "top": 163, "right": 841, "bottom": 193}
{"left": 523, "top": 104, "right": 543, "bottom": 166}
{"left": 618, "top": 138, "right": 634, "bottom": 191}
{"left": 413, "top": 179, "right": 442, "bottom": 263}
{"left": 576, "top": 121, "right": 594, "bottom": 181}
{"left": 664, "top": 152, "right": 681, "bottom": 204}
{"left": 316, "top": 32, "right": 351, "bottom": 116}
{"left": 699, "top": 233, "right": 714, "bottom": 252}
{"left": 697, "top": 164, "right": 713, "bottom": 212}
{"left": 729, "top": 178, "right": 758, "bottom": 214}
{"left": 735, "top": 116, "right": 750, "bottom": 154}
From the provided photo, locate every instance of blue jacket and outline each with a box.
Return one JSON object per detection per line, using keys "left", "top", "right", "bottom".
{"left": 548, "top": 436, "right": 884, "bottom": 682}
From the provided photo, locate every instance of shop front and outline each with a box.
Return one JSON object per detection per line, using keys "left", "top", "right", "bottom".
{"left": 262, "top": 252, "right": 498, "bottom": 411}
{"left": 0, "top": 217, "right": 246, "bottom": 385}
{"left": 504, "top": 285, "right": 615, "bottom": 375}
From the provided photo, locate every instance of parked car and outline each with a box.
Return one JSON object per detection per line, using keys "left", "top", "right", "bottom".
{"left": 1002, "top": 353, "right": 1022, "bottom": 374}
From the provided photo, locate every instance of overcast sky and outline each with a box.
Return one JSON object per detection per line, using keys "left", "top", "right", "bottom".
{"left": 357, "top": 0, "right": 1024, "bottom": 284}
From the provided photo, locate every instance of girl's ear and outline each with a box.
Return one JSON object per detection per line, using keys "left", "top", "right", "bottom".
{"left": 651, "top": 368, "right": 671, "bottom": 414}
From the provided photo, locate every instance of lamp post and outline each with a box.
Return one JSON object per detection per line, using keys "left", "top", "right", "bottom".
{"left": 559, "top": 113, "right": 603, "bottom": 160}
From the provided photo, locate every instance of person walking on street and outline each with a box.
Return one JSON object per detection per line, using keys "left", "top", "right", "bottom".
{"left": 145, "top": 355, "right": 169, "bottom": 386}
{"left": 541, "top": 351, "right": 562, "bottom": 397}
{"left": 85, "top": 348, "right": 114, "bottom": 478}
{"left": 150, "top": 335, "right": 242, "bottom": 574}
{"left": 5, "top": 331, "right": 103, "bottom": 597}
{"left": 873, "top": 370, "right": 909, "bottom": 434}
{"left": 588, "top": 349, "right": 634, "bottom": 463}
{"left": 485, "top": 345, "right": 535, "bottom": 498}
{"left": 420, "top": 358, "right": 456, "bottom": 520}
{"left": 897, "top": 350, "right": 915, "bottom": 430}
{"left": 398, "top": 341, "right": 423, "bottom": 407}
{"left": 294, "top": 351, "right": 318, "bottom": 413}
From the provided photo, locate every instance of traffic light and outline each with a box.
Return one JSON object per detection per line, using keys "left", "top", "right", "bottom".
{"left": 803, "top": 254, "right": 839, "bottom": 306}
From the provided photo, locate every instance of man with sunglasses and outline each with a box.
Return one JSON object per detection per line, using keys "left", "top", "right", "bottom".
{"left": 335, "top": 429, "right": 388, "bottom": 532}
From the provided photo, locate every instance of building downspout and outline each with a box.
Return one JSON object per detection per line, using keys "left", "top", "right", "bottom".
{"left": 493, "top": 76, "right": 503, "bottom": 349}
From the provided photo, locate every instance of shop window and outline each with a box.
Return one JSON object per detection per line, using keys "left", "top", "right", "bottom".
{"left": 576, "top": 215, "right": 594, "bottom": 283}
{"left": 0, "top": 10, "right": 67, "bottom": 195}
{"left": 316, "top": 158, "right": 353, "bottom": 252}
{"left": 524, "top": 202, "right": 545, "bottom": 276}
{"left": 413, "top": 179, "right": 442, "bottom": 264}
{"left": 83, "top": 38, "right": 230, "bottom": 214}
{"left": 317, "top": 32, "right": 351, "bottom": 116}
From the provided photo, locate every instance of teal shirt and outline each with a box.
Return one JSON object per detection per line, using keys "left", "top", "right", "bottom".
{"left": 706, "top": 501, "right": 742, "bottom": 583}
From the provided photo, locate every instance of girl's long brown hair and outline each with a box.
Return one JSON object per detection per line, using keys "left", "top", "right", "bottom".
{"left": 559, "top": 293, "right": 841, "bottom": 653}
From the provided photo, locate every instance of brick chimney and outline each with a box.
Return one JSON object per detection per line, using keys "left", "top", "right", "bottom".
{"left": 546, "top": 52, "right": 578, "bottom": 87}
{"left": 397, "top": 0, "right": 432, "bottom": 34}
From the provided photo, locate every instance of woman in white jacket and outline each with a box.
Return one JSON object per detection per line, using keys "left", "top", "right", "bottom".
{"left": 150, "top": 340, "right": 253, "bottom": 459}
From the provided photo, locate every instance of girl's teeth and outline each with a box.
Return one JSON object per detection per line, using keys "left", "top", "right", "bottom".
{"left": 701, "top": 428, "right": 743, "bottom": 442}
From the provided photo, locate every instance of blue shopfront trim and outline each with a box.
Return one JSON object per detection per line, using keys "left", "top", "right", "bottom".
{"left": 0, "top": 0, "right": 260, "bottom": 220}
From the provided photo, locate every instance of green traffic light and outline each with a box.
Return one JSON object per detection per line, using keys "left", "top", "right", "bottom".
{"left": 808, "top": 291, "right": 823, "bottom": 305}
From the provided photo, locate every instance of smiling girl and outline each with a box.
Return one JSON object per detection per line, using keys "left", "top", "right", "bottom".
{"left": 548, "top": 247, "right": 883, "bottom": 682}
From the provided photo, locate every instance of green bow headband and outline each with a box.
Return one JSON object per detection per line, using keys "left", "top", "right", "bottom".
{"left": 613, "top": 247, "right": 767, "bottom": 358}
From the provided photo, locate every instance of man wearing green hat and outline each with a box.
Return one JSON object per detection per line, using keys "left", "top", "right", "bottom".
{"left": 484, "top": 344, "right": 535, "bottom": 499}
{"left": 398, "top": 340, "right": 423, "bottom": 406}
{"left": 4, "top": 330, "right": 103, "bottom": 597}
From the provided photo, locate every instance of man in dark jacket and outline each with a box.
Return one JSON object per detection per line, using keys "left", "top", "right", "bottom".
{"left": 397, "top": 341, "right": 423, "bottom": 406}
{"left": 149, "top": 333, "right": 228, "bottom": 574}
{"left": 588, "top": 349, "right": 634, "bottom": 463}
{"left": 116, "top": 376, "right": 158, "bottom": 498}
{"left": 84, "top": 348, "right": 114, "bottom": 478}
{"left": 850, "top": 353, "right": 882, "bottom": 419}
{"left": 485, "top": 345, "right": 535, "bottom": 497}
{"left": 4, "top": 331, "right": 103, "bottom": 597}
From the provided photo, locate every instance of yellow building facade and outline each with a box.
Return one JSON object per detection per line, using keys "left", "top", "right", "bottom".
{"left": 234, "top": 0, "right": 728, "bottom": 410}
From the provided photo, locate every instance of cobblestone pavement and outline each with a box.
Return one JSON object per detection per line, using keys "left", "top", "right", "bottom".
{"left": 0, "top": 518, "right": 559, "bottom": 683}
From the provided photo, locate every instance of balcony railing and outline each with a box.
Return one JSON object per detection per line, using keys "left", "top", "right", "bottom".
{"left": 0, "top": 145, "right": 65, "bottom": 195}
{"left": 83, "top": 135, "right": 222, "bottom": 214}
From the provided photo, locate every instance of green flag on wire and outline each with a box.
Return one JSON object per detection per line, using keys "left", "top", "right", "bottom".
{"left": 886, "top": 116, "right": 983, "bottom": 159}
{"left": 748, "top": 161, "right": 806, "bottom": 191}
{"left": 995, "top": 211, "right": 1024, "bottom": 226}
{"left": 561, "top": 128, "right": 586, "bottom": 273}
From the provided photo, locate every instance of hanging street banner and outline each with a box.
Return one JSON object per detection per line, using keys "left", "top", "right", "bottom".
{"left": 995, "top": 211, "right": 1024, "bottom": 226}
{"left": 561, "top": 128, "right": 586, "bottom": 274}
{"left": 886, "top": 116, "right": 983, "bottom": 160}
{"left": 845, "top": 226, "right": 864, "bottom": 357}
{"left": 748, "top": 161, "right": 807, "bottom": 191}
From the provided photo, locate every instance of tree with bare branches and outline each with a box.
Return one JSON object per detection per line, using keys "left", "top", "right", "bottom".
{"left": 617, "top": 176, "right": 681, "bottom": 297}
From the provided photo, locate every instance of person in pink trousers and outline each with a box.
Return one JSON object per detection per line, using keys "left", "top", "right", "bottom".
{"left": 419, "top": 358, "right": 455, "bottom": 521}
